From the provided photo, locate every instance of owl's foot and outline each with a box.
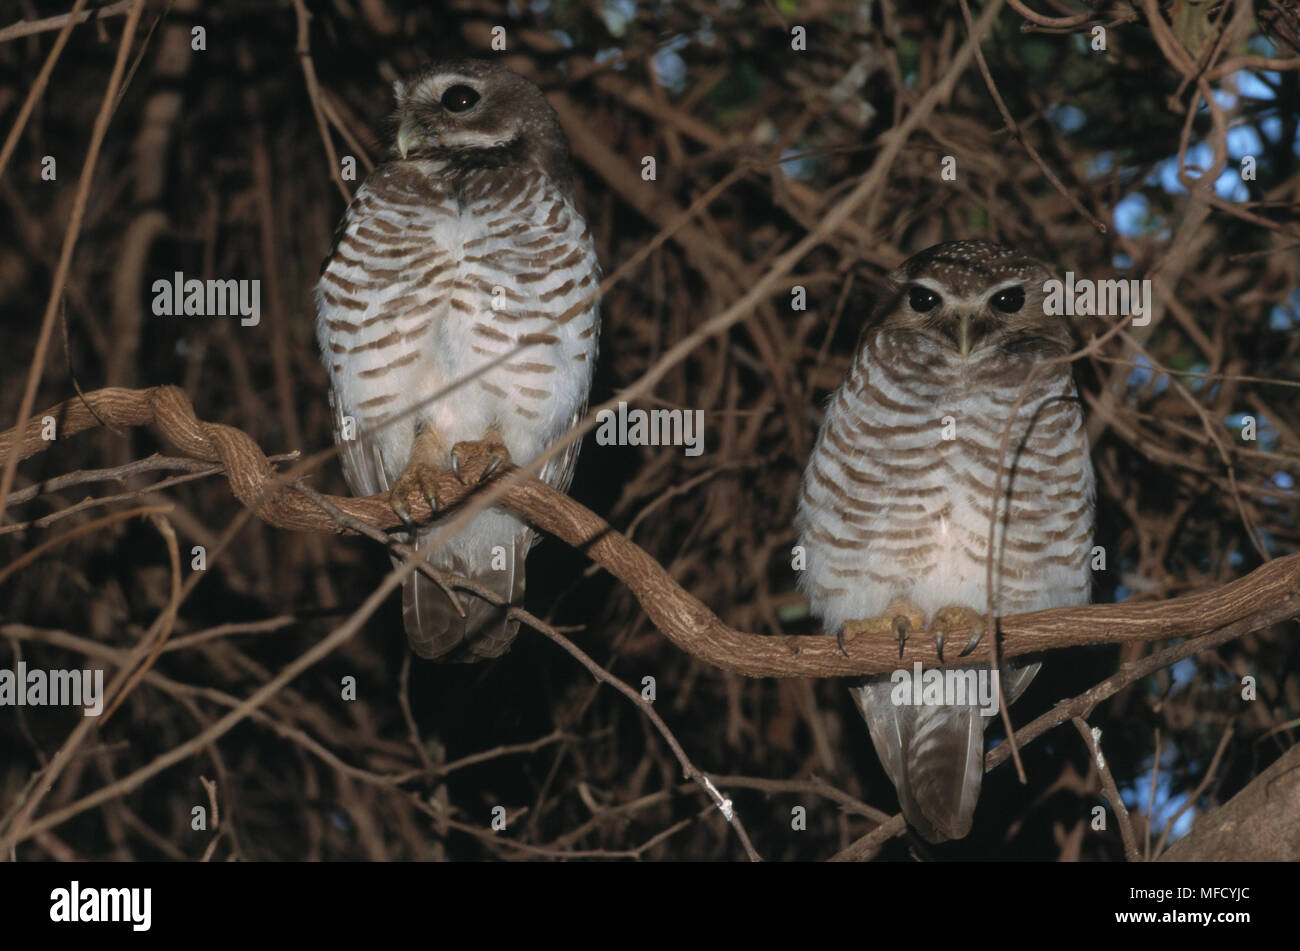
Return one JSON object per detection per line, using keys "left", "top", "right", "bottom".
{"left": 450, "top": 431, "right": 512, "bottom": 486}
{"left": 839, "top": 601, "right": 924, "bottom": 659}
{"left": 893, "top": 615, "right": 913, "bottom": 659}
{"left": 389, "top": 422, "right": 449, "bottom": 530}
{"left": 885, "top": 601, "right": 923, "bottom": 659}
{"left": 929, "top": 606, "right": 986, "bottom": 662}
{"left": 388, "top": 463, "right": 443, "bottom": 531}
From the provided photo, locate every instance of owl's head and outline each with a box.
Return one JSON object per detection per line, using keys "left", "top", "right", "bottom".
{"left": 391, "top": 60, "right": 571, "bottom": 180}
{"left": 874, "top": 239, "right": 1070, "bottom": 360}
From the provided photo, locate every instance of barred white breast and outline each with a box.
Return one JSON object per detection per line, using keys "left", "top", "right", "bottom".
{"left": 796, "top": 240, "right": 1094, "bottom": 841}
{"left": 316, "top": 60, "right": 600, "bottom": 661}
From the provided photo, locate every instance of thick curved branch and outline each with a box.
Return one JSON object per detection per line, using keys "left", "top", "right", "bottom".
{"left": 1156, "top": 744, "right": 1300, "bottom": 862}
{"left": 3, "top": 386, "right": 1297, "bottom": 678}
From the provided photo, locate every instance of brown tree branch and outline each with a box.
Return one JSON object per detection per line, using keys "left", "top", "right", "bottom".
{"left": 0, "top": 0, "right": 146, "bottom": 519}
{"left": 1156, "top": 744, "right": 1300, "bottom": 861}
{"left": 3, "top": 385, "right": 1297, "bottom": 682}
{"left": 0, "top": 0, "right": 132, "bottom": 45}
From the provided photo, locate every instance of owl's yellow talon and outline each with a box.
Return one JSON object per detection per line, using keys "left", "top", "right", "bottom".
{"left": 839, "top": 602, "right": 924, "bottom": 659}
{"left": 893, "top": 615, "right": 913, "bottom": 659}
{"left": 929, "top": 606, "right": 986, "bottom": 661}
{"left": 450, "top": 434, "right": 512, "bottom": 486}
{"left": 958, "top": 627, "right": 984, "bottom": 658}
{"left": 388, "top": 463, "right": 442, "bottom": 528}
{"left": 391, "top": 498, "right": 415, "bottom": 531}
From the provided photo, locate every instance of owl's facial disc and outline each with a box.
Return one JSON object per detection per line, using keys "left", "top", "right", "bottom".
{"left": 883, "top": 241, "right": 1070, "bottom": 362}
{"left": 907, "top": 278, "right": 1031, "bottom": 358}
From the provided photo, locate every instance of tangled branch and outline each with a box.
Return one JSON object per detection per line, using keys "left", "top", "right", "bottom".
{"left": 4, "top": 385, "right": 1296, "bottom": 679}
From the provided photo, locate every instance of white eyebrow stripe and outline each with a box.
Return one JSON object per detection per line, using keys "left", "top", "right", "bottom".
{"left": 435, "top": 74, "right": 479, "bottom": 88}
{"left": 405, "top": 74, "right": 481, "bottom": 102}
{"left": 982, "top": 279, "right": 1026, "bottom": 298}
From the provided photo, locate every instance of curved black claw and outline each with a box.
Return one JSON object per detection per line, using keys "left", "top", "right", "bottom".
{"left": 392, "top": 499, "right": 416, "bottom": 532}
{"left": 836, "top": 628, "right": 850, "bottom": 658}
{"left": 957, "top": 623, "right": 983, "bottom": 658}
{"left": 893, "top": 615, "right": 911, "bottom": 659}
{"left": 934, "top": 629, "right": 946, "bottom": 663}
{"left": 451, "top": 442, "right": 508, "bottom": 485}
{"left": 389, "top": 463, "right": 441, "bottom": 533}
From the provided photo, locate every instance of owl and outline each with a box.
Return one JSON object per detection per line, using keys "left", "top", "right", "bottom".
{"left": 796, "top": 239, "right": 1094, "bottom": 843}
{"left": 316, "top": 60, "right": 600, "bottom": 661}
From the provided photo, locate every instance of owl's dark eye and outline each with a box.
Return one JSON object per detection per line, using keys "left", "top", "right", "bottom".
{"left": 991, "top": 287, "right": 1025, "bottom": 313}
{"left": 441, "top": 85, "right": 480, "bottom": 113}
{"left": 908, "top": 287, "right": 942, "bottom": 312}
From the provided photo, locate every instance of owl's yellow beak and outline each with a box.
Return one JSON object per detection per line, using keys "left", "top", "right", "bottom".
{"left": 958, "top": 312, "right": 971, "bottom": 359}
{"left": 396, "top": 114, "right": 420, "bottom": 159}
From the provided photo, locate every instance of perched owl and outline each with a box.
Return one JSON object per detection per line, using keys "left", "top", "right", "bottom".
{"left": 796, "top": 240, "right": 1094, "bottom": 842}
{"left": 316, "top": 61, "right": 600, "bottom": 661}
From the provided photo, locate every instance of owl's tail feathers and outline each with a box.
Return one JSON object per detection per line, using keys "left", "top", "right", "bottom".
{"left": 852, "top": 662, "right": 1039, "bottom": 843}
{"left": 397, "top": 529, "right": 527, "bottom": 663}
{"left": 854, "top": 679, "right": 983, "bottom": 842}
